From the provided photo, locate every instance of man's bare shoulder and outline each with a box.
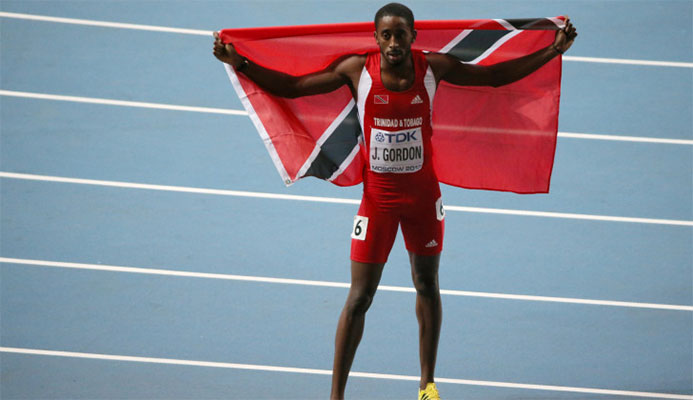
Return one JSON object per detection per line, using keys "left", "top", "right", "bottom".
{"left": 425, "top": 52, "right": 457, "bottom": 68}
{"left": 334, "top": 54, "right": 367, "bottom": 74}
{"left": 425, "top": 52, "right": 465, "bottom": 82}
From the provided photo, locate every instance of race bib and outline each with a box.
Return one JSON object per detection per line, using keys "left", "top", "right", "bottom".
{"left": 369, "top": 127, "right": 423, "bottom": 174}
{"left": 351, "top": 215, "right": 368, "bottom": 240}
{"left": 436, "top": 197, "right": 445, "bottom": 221}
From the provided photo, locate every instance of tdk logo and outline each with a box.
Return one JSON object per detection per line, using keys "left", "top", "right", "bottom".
{"left": 375, "top": 132, "right": 385, "bottom": 142}
{"left": 381, "top": 130, "right": 418, "bottom": 143}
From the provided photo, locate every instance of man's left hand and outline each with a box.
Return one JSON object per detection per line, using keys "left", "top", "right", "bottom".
{"left": 554, "top": 18, "right": 578, "bottom": 54}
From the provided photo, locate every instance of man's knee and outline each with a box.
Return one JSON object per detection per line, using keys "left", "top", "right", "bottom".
{"left": 412, "top": 271, "right": 439, "bottom": 298}
{"left": 410, "top": 253, "right": 441, "bottom": 297}
{"left": 345, "top": 289, "right": 375, "bottom": 316}
{"left": 346, "top": 261, "right": 384, "bottom": 316}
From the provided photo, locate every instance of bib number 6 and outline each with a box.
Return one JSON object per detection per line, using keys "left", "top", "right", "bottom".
{"left": 436, "top": 197, "right": 445, "bottom": 221}
{"left": 351, "top": 215, "right": 369, "bottom": 240}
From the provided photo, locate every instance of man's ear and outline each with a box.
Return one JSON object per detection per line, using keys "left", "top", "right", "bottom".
{"left": 373, "top": 30, "right": 378, "bottom": 42}
{"left": 412, "top": 29, "right": 417, "bottom": 43}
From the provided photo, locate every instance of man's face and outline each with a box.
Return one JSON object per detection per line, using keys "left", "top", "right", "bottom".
{"left": 374, "top": 15, "right": 416, "bottom": 66}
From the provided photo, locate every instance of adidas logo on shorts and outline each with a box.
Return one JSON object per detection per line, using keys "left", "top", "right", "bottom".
{"left": 425, "top": 239, "right": 438, "bottom": 248}
{"left": 411, "top": 94, "right": 423, "bottom": 104}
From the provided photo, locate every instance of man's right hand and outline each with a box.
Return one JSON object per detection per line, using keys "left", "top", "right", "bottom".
{"left": 213, "top": 31, "right": 244, "bottom": 67}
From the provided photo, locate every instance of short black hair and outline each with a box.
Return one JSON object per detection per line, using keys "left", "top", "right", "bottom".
{"left": 374, "top": 3, "right": 415, "bottom": 30}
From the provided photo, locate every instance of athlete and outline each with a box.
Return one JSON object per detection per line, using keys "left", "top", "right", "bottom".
{"left": 213, "top": 3, "right": 576, "bottom": 399}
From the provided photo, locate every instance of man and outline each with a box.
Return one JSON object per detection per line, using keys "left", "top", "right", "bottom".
{"left": 213, "top": 3, "right": 576, "bottom": 399}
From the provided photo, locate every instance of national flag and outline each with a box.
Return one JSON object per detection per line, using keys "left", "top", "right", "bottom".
{"left": 219, "top": 17, "right": 565, "bottom": 193}
{"left": 374, "top": 95, "right": 389, "bottom": 105}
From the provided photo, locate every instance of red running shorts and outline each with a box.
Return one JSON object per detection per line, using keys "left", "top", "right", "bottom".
{"left": 350, "top": 189, "right": 445, "bottom": 264}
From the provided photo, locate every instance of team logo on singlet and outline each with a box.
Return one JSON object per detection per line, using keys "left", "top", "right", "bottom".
{"left": 369, "top": 127, "right": 423, "bottom": 173}
{"left": 374, "top": 94, "right": 389, "bottom": 104}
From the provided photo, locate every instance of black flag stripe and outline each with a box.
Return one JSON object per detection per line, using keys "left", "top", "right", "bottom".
{"left": 505, "top": 18, "right": 560, "bottom": 30}
{"left": 304, "top": 105, "right": 361, "bottom": 179}
{"left": 446, "top": 29, "right": 511, "bottom": 62}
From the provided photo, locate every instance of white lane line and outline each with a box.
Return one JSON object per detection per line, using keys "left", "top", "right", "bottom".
{"left": 1, "top": 11, "right": 692, "bottom": 69}
{"left": 2, "top": 347, "right": 691, "bottom": 399}
{"left": 2, "top": 171, "right": 692, "bottom": 227}
{"left": 2, "top": 89, "right": 690, "bottom": 146}
{"left": 2, "top": 257, "right": 691, "bottom": 312}
{"left": 0, "top": 171, "right": 359, "bottom": 204}
{"left": 0, "top": 11, "right": 212, "bottom": 36}
{"left": 563, "top": 55, "right": 693, "bottom": 69}
{"left": 0, "top": 90, "right": 248, "bottom": 116}
{"left": 558, "top": 131, "right": 693, "bottom": 146}
{"left": 443, "top": 205, "right": 693, "bottom": 226}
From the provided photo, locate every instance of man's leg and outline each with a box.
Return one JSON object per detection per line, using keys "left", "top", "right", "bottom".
{"left": 330, "top": 260, "right": 385, "bottom": 400}
{"left": 409, "top": 252, "right": 442, "bottom": 390}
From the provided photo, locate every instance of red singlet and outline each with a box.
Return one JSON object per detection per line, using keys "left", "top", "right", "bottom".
{"left": 350, "top": 50, "right": 445, "bottom": 264}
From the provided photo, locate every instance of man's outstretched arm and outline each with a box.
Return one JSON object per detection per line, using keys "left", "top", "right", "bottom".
{"left": 213, "top": 32, "right": 363, "bottom": 98}
{"left": 428, "top": 19, "right": 577, "bottom": 88}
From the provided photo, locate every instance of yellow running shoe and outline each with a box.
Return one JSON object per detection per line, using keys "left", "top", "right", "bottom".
{"left": 418, "top": 382, "right": 441, "bottom": 400}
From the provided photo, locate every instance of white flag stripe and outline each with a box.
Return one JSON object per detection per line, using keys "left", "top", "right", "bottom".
{"left": 1, "top": 11, "right": 690, "bottom": 68}
{"left": 494, "top": 18, "right": 565, "bottom": 30}
{"left": 437, "top": 29, "right": 473, "bottom": 54}
{"left": 223, "top": 65, "right": 293, "bottom": 185}
{"left": 467, "top": 30, "right": 523, "bottom": 65}
{"left": 327, "top": 144, "right": 361, "bottom": 182}
{"left": 493, "top": 19, "right": 515, "bottom": 30}
{"left": 548, "top": 17, "right": 566, "bottom": 29}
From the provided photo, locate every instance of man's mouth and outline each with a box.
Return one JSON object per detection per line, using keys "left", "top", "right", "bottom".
{"left": 387, "top": 50, "right": 403, "bottom": 59}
